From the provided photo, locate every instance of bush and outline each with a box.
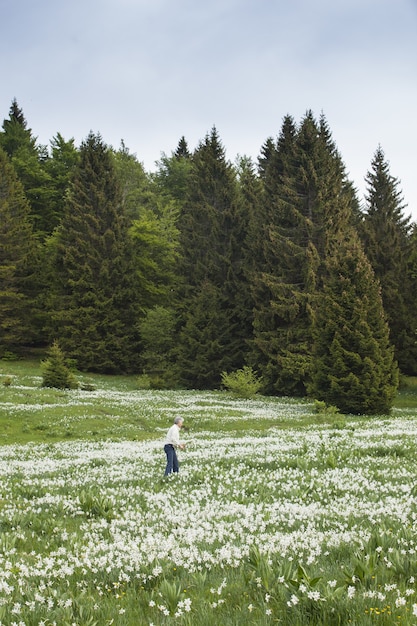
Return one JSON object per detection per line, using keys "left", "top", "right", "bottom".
{"left": 136, "top": 374, "right": 151, "bottom": 390}
{"left": 314, "top": 399, "right": 340, "bottom": 415}
{"left": 221, "top": 366, "right": 263, "bottom": 399}
{"left": 41, "top": 340, "right": 78, "bottom": 389}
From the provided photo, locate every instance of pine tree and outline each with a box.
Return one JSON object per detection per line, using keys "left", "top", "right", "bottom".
{"left": 45, "top": 133, "right": 80, "bottom": 230}
{"left": 154, "top": 138, "right": 192, "bottom": 206}
{"left": 111, "top": 141, "right": 151, "bottom": 222}
{"left": 309, "top": 229, "right": 398, "bottom": 414}
{"left": 174, "top": 128, "right": 249, "bottom": 387}
{"left": 0, "top": 147, "right": 38, "bottom": 354}
{"left": 41, "top": 340, "right": 78, "bottom": 389}
{"left": 360, "top": 146, "right": 417, "bottom": 373}
{"left": 50, "top": 132, "right": 140, "bottom": 373}
{"left": 250, "top": 112, "right": 359, "bottom": 395}
{"left": 0, "top": 99, "right": 53, "bottom": 238}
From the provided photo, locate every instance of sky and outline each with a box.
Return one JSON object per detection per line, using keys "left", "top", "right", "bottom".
{"left": 1, "top": 0, "right": 417, "bottom": 221}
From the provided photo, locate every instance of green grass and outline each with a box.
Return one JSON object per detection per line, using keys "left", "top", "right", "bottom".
{"left": 1, "top": 358, "right": 417, "bottom": 625}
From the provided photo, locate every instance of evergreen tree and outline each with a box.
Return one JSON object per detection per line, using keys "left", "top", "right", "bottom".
{"left": 138, "top": 306, "right": 177, "bottom": 385}
{"left": 111, "top": 141, "right": 180, "bottom": 306}
{"left": 0, "top": 99, "right": 53, "bottom": 238}
{"left": 41, "top": 340, "right": 78, "bottom": 389}
{"left": 309, "top": 229, "right": 398, "bottom": 414}
{"left": 175, "top": 280, "right": 231, "bottom": 388}
{"left": 111, "top": 141, "right": 151, "bottom": 222}
{"left": 250, "top": 112, "right": 359, "bottom": 395}
{"left": 174, "top": 128, "right": 249, "bottom": 387}
{"left": 360, "top": 146, "right": 417, "bottom": 373}
{"left": 0, "top": 147, "right": 38, "bottom": 354}
{"left": 50, "top": 132, "right": 140, "bottom": 373}
{"left": 154, "top": 137, "right": 192, "bottom": 206}
{"left": 174, "top": 136, "right": 190, "bottom": 158}
{"left": 45, "top": 133, "right": 80, "bottom": 230}
{"left": 129, "top": 201, "right": 180, "bottom": 309}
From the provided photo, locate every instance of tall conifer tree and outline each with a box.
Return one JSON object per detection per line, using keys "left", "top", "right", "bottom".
{"left": 45, "top": 133, "right": 80, "bottom": 230}
{"left": 0, "top": 99, "right": 53, "bottom": 238}
{"left": 309, "top": 229, "right": 398, "bottom": 414}
{"left": 251, "top": 112, "right": 359, "bottom": 395}
{"left": 174, "top": 128, "right": 249, "bottom": 387}
{"left": 360, "top": 146, "right": 417, "bottom": 373}
{"left": 0, "top": 147, "right": 37, "bottom": 353}
{"left": 50, "top": 132, "right": 140, "bottom": 373}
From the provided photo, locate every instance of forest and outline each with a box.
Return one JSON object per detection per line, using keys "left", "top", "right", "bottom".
{"left": 1, "top": 98, "right": 416, "bottom": 415}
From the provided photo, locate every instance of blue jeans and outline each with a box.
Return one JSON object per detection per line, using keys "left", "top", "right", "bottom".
{"left": 164, "top": 444, "right": 179, "bottom": 475}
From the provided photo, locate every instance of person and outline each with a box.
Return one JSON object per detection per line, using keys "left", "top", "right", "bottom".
{"left": 163, "top": 416, "right": 185, "bottom": 476}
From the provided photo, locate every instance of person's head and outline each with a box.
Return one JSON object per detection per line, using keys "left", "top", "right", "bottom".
{"left": 174, "top": 416, "right": 184, "bottom": 428}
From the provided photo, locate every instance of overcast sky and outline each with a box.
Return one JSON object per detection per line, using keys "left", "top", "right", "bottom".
{"left": 1, "top": 0, "right": 416, "bottom": 221}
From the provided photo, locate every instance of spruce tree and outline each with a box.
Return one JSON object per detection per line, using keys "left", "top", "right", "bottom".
{"left": 360, "top": 146, "right": 417, "bottom": 373}
{"left": 309, "top": 229, "right": 398, "bottom": 414}
{"left": 111, "top": 141, "right": 151, "bottom": 222}
{"left": 154, "top": 138, "right": 192, "bottom": 206}
{"left": 0, "top": 147, "right": 38, "bottom": 354}
{"left": 174, "top": 128, "right": 249, "bottom": 387}
{"left": 0, "top": 99, "right": 53, "bottom": 238}
{"left": 250, "top": 112, "right": 360, "bottom": 395}
{"left": 45, "top": 133, "right": 80, "bottom": 230}
{"left": 50, "top": 132, "right": 140, "bottom": 373}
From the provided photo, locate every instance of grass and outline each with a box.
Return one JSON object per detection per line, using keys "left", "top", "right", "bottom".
{"left": 1, "top": 358, "right": 417, "bottom": 625}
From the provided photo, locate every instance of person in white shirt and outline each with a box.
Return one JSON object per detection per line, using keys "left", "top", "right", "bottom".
{"left": 164, "top": 416, "right": 185, "bottom": 475}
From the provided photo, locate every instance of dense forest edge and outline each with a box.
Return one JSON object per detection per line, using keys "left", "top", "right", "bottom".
{"left": 1, "top": 98, "right": 417, "bottom": 415}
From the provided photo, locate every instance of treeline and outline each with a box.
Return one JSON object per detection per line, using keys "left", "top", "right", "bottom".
{"left": 1, "top": 99, "right": 416, "bottom": 414}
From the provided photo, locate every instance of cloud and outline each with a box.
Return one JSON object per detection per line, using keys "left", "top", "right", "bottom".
{"left": 1, "top": 0, "right": 416, "bottom": 218}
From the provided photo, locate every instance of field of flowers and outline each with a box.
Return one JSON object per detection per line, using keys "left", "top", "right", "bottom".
{"left": 1, "top": 366, "right": 417, "bottom": 625}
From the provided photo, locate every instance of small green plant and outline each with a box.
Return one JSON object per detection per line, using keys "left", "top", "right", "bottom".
{"left": 78, "top": 489, "right": 114, "bottom": 521}
{"left": 314, "top": 399, "right": 340, "bottom": 415}
{"left": 41, "top": 340, "right": 78, "bottom": 390}
{"left": 221, "top": 366, "right": 263, "bottom": 399}
{"left": 136, "top": 374, "right": 152, "bottom": 389}
{"left": 1, "top": 350, "right": 18, "bottom": 361}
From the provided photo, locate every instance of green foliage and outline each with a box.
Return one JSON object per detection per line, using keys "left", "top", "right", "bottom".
{"left": 249, "top": 113, "right": 355, "bottom": 396}
{"left": 136, "top": 374, "right": 151, "bottom": 389}
{"left": 138, "top": 306, "right": 178, "bottom": 387}
{"left": 309, "top": 231, "right": 399, "bottom": 414}
{"left": 41, "top": 340, "right": 78, "bottom": 389}
{"left": 78, "top": 489, "right": 114, "bottom": 521}
{"left": 360, "top": 146, "right": 417, "bottom": 374}
{"left": 221, "top": 366, "right": 263, "bottom": 398}
{"left": 0, "top": 146, "right": 39, "bottom": 353}
{"left": 0, "top": 99, "right": 54, "bottom": 239}
{"left": 1, "top": 100, "right": 416, "bottom": 396}
{"left": 44, "top": 132, "right": 80, "bottom": 232}
{"left": 313, "top": 399, "right": 340, "bottom": 415}
{"left": 174, "top": 128, "right": 250, "bottom": 388}
{"left": 48, "top": 132, "right": 141, "bottom": 373}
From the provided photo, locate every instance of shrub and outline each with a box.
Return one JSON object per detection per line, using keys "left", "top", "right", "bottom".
{"left": 41, "top": 340, "right": 78, "bottom": 389}
{"left": 221, "top": 366, "right": 263, "bottom": 399}
{"left": 314, "top": 399, "right": 340, "bottom": 415}
{"left": 136, "top": 374, "right": 152, "bottom": 390}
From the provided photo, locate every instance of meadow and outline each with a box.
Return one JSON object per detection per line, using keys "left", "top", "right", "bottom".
{"left": 1, "top": 360, "right": 417, "bottom": 625}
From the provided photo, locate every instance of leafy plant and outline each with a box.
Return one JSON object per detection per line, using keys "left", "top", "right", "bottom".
{"left": 221, "top": 366, "right": 263, "bottom": 399}
{"left": 313, "top": 399, "right": 340, "bottom": 415}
